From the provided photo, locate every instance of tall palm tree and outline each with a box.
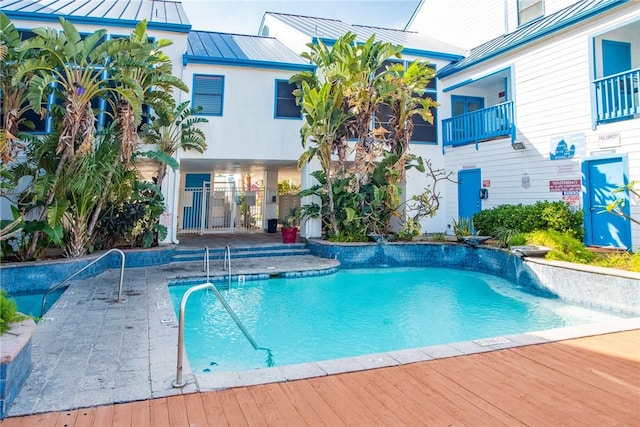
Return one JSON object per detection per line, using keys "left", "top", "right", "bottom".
{"left": 0, "top": 13, "right": 39, "bottom": 165}
{"left": 141, "top": 101, "right": 208, "bottom": 189}
{"left": 86, "top": 20, "right": 188, "bottom": 241}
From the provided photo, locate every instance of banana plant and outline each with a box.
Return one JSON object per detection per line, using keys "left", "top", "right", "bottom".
{"left": 0, "top": 13, "right": 39, "bottom": 165}
{"left": 140, "top": 101, "right": 208, "bottom": 188}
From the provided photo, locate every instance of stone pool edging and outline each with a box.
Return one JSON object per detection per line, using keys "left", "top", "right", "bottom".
{"left": 0, "top": 245, "right": 176, "bottom": 294}
{"left": 0, "top": 318, "right": 36, "bottom": 420}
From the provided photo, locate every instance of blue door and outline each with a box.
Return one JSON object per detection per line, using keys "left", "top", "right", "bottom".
{"left": 602, "top": 40, "right": 632, "bottom": 119}
{"left": 183, "top": 173, "right": 210, "bottom": 230}
{"left": 602, "top": 40, "right": 631, "bottom": 76}
{"left": 583, "top": 156, "right": 631, "bottom": 249}
{"left": 458, "top": 168, "right": 482, "bottom": 221}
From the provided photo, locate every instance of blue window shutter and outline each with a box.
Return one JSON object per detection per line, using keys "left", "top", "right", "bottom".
{"left": 193, "top": 75, "right": 224, "bottom": 116}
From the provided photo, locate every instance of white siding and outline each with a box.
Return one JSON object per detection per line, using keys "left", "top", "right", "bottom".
{"left": 180, "top": 65, "right": 303, "bottom": 162}
{"left": 409, "top": 0, "right": 506, "bottom": 50}
{"left": 438, "top": 3, "right": 640, "bottom": 249}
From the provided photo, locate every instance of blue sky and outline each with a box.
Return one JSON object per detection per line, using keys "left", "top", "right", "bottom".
{"left": 181, "top": 0, "right": 421, "bottom": 35}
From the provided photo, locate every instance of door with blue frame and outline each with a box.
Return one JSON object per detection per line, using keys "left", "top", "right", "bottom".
{"left": 602, "top": 40, "right": 632, "bottom": 119}
{"left": 458, "top": 168, "right": 482, "bottom": 223}
{"left": 582, "top": 156, "right": 631, "bottom": 249}
{"left": 183, "top": 173, "right": 211, "bottom": 230}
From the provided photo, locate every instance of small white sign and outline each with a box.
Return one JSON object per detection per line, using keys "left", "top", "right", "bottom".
{"left": 598, "top": 133, "right": 621, "bottom": 149}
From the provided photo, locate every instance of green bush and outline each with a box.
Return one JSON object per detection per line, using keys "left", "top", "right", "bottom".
{"left": 0, "top": 291, "right": 27, "bottom": 335}
{"left": 473, "top": 201, "right": 583, "bottom": 240}
{"left": 523, "top": 230, "right": 595, "bottom": 263}
{"left": 592, "top": 251, "right": 640, "bottom": 272}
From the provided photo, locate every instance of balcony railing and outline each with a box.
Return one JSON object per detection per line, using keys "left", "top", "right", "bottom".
{"left": 442, "top": 101, "right": 516, "bottom": 150}
{"left": 594, "top": 68, "right": 640, "bottom": 123}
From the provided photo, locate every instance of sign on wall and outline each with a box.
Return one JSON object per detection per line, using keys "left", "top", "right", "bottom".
{"left": 550, "top": 133, "right": 586, "bottom": 160}
{"left": 549, "top": 179, "right": 581, "bottom": 192}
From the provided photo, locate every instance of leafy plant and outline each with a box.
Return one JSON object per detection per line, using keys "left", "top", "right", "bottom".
{"left": 398, "top": 218, "right": 422, "bottom": 241}
{"left": 521, "top": 230, "right": 595, "bottom": 263}
{"left": 452, "top": 217, "right": 476, "bottom": 240}
{"left": 281, "top": 207, "right": 300, "bottom": 228}
{"left": 140, "top": 101, "right": 208, "bottom": 188}
{"left": 0, "top": 290, "right": 27, "bottom": 334}
{"left": 473, "top": 201, "right": 583, "bottom": 240}
{"left": 95, "top": 181, "right": 166, "bottom": 249}
{"left": 494, "top": 226, "right": 520, "bottom": 248}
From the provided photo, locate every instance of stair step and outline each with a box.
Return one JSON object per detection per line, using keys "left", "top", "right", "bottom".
{"left": 170, "top": 247, "right": 311, "bottom": 263}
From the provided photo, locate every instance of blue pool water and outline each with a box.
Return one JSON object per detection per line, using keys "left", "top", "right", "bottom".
{"left": 11, "top": 289, "right": 65, "bottom": 318}
{"left": 169, "top": 267, "right": 625, "bottom": 373}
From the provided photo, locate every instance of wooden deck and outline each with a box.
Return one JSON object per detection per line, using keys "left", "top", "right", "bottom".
{"left": 2, "top": 330, "right": 639, "bottom": 426}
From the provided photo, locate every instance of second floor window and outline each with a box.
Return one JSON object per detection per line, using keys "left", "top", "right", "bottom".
{"left": 518, "top": 0, "right": 544, "bottom": 26}
{"left": 193, "top": 74, "right": 224, "bottom": 116}
{"left": 274, "top": 80, "right": 301, "bottom": 119}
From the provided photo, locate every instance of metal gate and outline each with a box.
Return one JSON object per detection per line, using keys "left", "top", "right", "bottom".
{"left": 179, "top": 182, "right": 264, "bottom": 234}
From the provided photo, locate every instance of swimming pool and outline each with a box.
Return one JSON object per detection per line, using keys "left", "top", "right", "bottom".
{"left": 169, "top": 267, "right": 627, "bottom": 373}
{"left": 11, "top": 289, "right": 65, "bottom": 318}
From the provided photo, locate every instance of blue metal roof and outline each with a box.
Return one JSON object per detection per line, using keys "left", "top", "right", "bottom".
{"left": 264, "top": 12, "right": 466, "bottom": 61}
{"left": 184, "top": 31, "right": 315, "bottom": 72}
{"left": 438, "top": 0, "right": 628, "bottom": 77}
{"left": 0, "top": 0, "right": 191, "bottom": 32}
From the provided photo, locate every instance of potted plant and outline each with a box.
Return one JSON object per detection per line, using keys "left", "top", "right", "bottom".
{"left": 280, "top": 208, "right": 300, "bottom": 244}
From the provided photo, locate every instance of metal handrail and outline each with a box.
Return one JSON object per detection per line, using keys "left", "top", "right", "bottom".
{"left": 173, "top": 282, "right": 274, "bottom": 388}
{"left": 223, "top": 245, "right": 231, "bottom": 288}
{"left": 203, "top": 246, "right": 210, "bottom": 282}
{"left": 41, "top": 248, "right": 126, "bottom": 317}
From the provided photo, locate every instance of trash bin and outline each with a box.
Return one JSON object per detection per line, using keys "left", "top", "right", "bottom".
{"left": 267, "top": 219, "right": 277, "bottom": 233}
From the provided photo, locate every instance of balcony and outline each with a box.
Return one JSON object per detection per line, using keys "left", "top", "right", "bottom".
{"left": 594, "top": 68, "right": 640, "bottom": 123}
{"left": 442, "top": 101, "right": 516, "bottom": 150}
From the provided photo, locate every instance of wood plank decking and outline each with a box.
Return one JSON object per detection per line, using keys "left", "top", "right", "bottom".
{"left": 2, "top": 330, "right": 639, "bottom": 426}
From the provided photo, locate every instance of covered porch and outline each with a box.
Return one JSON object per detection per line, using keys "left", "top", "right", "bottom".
{"left": 441, "top": 68, "right": 517, "bottom": 150}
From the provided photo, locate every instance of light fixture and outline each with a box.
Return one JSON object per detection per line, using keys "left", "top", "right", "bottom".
{"left": 512, "top": 141, "right": 525, "bottom": 150}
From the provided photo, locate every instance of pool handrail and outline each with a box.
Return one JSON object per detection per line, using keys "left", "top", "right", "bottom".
{"left": 41, "top": 248, "right": 126, "bottom": 317}
{"left": 203, "top": 246, "right": 210, "bottom": 282}
{"left": 223, "top": 245, "right": 231, "bottom": 288}
{"left": 173, "top": 281, "right": 274, "bottom": 388}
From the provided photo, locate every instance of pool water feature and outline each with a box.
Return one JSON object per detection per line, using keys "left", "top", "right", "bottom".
{"left": 169, "top": 267, "right": 628, "bottom": 373}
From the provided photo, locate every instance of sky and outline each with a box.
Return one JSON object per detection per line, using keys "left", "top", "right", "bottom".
{"left": 181, "top": 0, "right": 422, "bottom": 35}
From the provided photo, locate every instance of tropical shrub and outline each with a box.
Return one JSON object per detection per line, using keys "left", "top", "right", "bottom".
{"left": 473, "top": 201, "right": 583, "bottom": 240}
{"left": 0, "top": 291, "right": 27, "bottom": 334}
{"left": 292, "top": 32, "right": 437, "bottom": 241}
{"left": 521, "top": 229, "right": 595, "bottom": 263}
{"left": 95, "top": 181, "right": 166, "bottom": 249}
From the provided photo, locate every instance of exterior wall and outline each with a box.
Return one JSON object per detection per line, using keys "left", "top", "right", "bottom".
{"left": 179, "top": 65, "right": 304, "bottom": 162}
{"left": 408, "top": 0, "right": 506, "bottom": 50}
{"left": 439, "top": 3, "right": 640, "bottom": 249}
{"left": 410, "top": 0, "right": 609, "bottom": 49}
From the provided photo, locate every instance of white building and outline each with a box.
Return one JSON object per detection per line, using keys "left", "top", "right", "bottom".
{"left": 408, "top": 0, "right": 640, "bottom": 249}
{"left": 2, "top": 0, "right": 638, "bottom": 249}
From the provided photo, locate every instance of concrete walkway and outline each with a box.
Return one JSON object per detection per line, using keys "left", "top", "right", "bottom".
{"left": 8, "top": 250, "right": 338, "bottom": 416}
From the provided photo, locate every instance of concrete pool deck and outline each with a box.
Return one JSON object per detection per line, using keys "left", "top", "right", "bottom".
{"left": 5, "top": 243, "right": 640, "bottom": 417}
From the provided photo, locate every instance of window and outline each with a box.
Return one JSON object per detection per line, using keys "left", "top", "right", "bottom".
{"left": 274, "top": 80, "right": 301, "bottom": 119}
{"left": 411, "top": 92, "right": 438, "bottom": 144}
{"left": 193, "top": 75, "right": 224, "bottom": 116}
{"left": 518, "top": 0, "right": 544, "bottom": 26}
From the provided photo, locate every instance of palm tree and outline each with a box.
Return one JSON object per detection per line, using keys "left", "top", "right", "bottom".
{"left": 141, "top": 101, "right": 208, "bottom": 189}
{"left": 13, "top": 17, "right": 142, "bottom": 257}
{"left": 0, "top": 13, "right": 40, "bottom": 165}
{"left": 86, "top": 20, "right": 188, "bottom": 241}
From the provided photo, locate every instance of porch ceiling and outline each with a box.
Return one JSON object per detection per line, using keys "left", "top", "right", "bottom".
{"left": 179, "top": 158, "right": 299, "bottom": 175}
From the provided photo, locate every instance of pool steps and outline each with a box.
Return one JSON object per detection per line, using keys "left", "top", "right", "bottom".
{"left": 170, "top": 243, "right": 310, "bottom": 263}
